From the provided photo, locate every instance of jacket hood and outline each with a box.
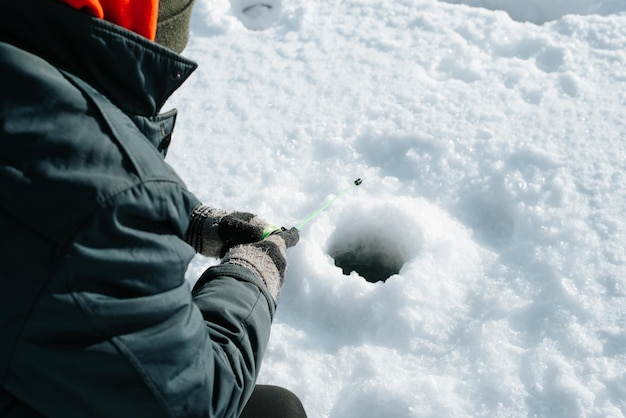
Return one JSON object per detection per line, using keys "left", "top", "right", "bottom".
{"left": 0, "top": 0, "right": 197, "bottom": 116}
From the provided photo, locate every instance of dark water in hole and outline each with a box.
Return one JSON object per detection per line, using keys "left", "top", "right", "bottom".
{"left": 333, "top": 251, "right": 401, "bottom": 283}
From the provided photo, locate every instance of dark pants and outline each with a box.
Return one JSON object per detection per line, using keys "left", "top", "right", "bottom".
{"left": 240, "top": 385, "right": 307, "bottom": 418}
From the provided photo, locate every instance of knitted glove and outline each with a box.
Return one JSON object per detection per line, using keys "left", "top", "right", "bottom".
{"left": 222, "top": 227, "right": 299, "bottom": 301}
{"left": 185, "top": 205, "right": 270, "bottom": 258}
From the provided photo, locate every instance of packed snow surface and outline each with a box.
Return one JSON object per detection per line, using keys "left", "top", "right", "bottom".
{"left": 168, "top": 0, "right": 626, "bottom": 416}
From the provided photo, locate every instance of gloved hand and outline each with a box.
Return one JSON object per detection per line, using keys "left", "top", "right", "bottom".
{"left": 185, "top": 205, "right": 270, "bottom": 258}
{"left": 222, "top": 227, "right": 299, "bottom": 301}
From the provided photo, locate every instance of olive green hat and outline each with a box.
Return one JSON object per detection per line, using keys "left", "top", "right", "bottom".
{"left": 155, "top": 0, "right": 195, "bottom": 53}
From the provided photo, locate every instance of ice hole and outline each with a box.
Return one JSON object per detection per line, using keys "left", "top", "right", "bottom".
{"left": 231, "top": 0, "right": 281, "bottom": 31}
{"left": 328, "top": 228, "right": 407, "bottom": 283}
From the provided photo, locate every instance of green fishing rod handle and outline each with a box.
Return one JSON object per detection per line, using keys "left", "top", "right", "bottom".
{"left": 262, "top": 225, "right": 285, "bottom": 240}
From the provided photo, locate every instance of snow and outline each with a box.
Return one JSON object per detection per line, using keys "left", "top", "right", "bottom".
{"left": 167, "top": 0, "right": 626, "bottom": 416}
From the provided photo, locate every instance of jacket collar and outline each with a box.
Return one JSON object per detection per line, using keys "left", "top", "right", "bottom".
{"left": 0, "top": 0, "right": 198, "bottom": 117}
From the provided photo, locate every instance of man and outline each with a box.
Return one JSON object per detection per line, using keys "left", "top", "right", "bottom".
{"left": 0, "top": 0, "right": 306, "bottom": 416}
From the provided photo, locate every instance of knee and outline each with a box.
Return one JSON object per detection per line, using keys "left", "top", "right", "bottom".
{"left": 240, "top": 385, "right": 307, "bottom": 418}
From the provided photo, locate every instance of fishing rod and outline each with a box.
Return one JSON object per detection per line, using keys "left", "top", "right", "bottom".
{"left": 262, "top": 178, "right": 363, "bottom": 239}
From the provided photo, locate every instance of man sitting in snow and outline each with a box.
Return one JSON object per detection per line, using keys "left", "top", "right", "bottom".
{"left": 0, "top": 0, "right": 306, "bottom": 417}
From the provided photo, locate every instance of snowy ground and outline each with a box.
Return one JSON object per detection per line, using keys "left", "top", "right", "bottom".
{"left": 167, "top": 0, "right": 626, "bottom": 416}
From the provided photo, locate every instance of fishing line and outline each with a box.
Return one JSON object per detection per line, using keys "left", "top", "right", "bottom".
{"left": 262, "top": 178, "right": 363, "bottom": 239}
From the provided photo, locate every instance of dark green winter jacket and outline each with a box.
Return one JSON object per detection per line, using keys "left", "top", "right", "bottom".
{"left": 0, "top": 1, "right": 275, "bottom": 417}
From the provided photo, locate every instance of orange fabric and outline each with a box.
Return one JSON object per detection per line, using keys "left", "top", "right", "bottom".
{"left": 58, "top": 0, "right": 159, "bottom": 40}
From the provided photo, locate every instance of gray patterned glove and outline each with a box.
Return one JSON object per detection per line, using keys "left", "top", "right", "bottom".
{"left": 222, "top": 227, "right": 299, "bottom": 301}
{"left": 185, "top": 205, "right": 270, "bottom": 258}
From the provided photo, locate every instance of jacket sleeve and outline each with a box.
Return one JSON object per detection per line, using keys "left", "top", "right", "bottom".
{"left": 94, "top": 183, "right": 274, "bottom": 418}
{"left": 191, "top": 264, "right": 276, "bottom": 416}
{"left": 12, "top": 181, "right": 275, "bottom": 418}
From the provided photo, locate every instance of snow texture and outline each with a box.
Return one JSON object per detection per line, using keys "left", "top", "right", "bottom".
{"left": 167, "top": 0, "right": 626, "bottom": 416}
